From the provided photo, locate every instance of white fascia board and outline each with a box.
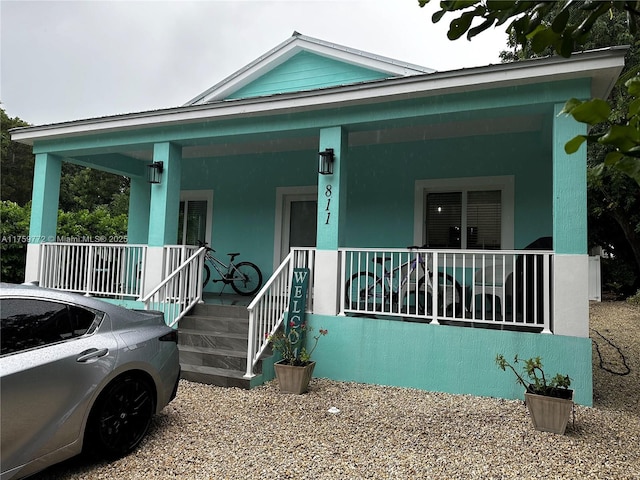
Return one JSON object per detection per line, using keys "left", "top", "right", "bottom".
{"left": 185, "top": 34, "right": 435, "bottom": 105}
{"left": 10, "top": 48, "right": 626, "bottom": 146}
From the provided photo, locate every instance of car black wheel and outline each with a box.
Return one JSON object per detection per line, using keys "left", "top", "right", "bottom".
{"left": 85, "top": 374, "right": 155, "bottom": 458}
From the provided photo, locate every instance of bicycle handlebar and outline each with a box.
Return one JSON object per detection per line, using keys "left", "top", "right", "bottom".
{"left": 197, "top": 240, "right": 215, "bottom": 252}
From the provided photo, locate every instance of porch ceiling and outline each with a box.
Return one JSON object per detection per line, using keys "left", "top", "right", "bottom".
{"left": 114, "top": 111, "right": 545, "bottom": 162}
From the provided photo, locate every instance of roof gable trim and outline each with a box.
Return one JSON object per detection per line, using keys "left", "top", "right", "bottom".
{"left": 184, "top": 33, "right": 435, "bottom": 105}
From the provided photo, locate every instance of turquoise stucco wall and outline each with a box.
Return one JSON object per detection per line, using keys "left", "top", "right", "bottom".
{"left": 181, "top": 150, "right": 317, "bottom": 282}
{"left": 345, "top": 132, "right": 551, "bottom": 250}
{"left": 180, "top": 129, "right": 552, "bottom": 286}
{"left": 306, "top": 314, "right": 593, "bottom": 406}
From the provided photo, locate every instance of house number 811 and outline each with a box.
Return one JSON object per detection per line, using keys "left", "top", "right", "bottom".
{"left": 325, "top": 185, "right": 332, "bottom": 225}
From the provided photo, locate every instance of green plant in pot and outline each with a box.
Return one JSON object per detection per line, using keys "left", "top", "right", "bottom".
{"left": 496, "top": 354, "right": 574, "bottom": 434}
{"left": 267, "top": 323, "right": 327, "bottom": 394}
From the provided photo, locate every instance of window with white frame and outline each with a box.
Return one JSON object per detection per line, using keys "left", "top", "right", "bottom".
{"left": 415, "top": 177, "right": 514, "bottom": 250}
{"left": 177, "top": 190, "right": 213, "bottom": 246}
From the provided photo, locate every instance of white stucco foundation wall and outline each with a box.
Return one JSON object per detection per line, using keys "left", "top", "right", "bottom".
{"left": 553, "top": 254, "right": 589, "bottom": 337}
{"left": 24, "top": 243, "right": 41, "bottom": 283}
{"left": 313, "top": 249, "right": 340, "bottom": 315}
{"left": 142, "top": 247, "right": 166, "bottom": 297}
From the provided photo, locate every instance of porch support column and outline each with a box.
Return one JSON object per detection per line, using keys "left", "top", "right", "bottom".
{"left": 127, "top": 176, "right": 150, "bottom": 244}
{"left": 25, "top": 153, "right": 62, "bottom": 283}
{"left": 552, "top": 103, "right": 588, "bottom": 337}
{"left": 314, "top": 126, "right": 348, "bottom": 315}
{"left": 144, "top": 142, "right": 182, "bottom": 296}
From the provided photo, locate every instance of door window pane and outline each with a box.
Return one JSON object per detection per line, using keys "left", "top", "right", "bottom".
{"left": 178, "top": 200, "right": 208, "bottom": 245}
{"left": 289, "top": 200, "right": 317, "bottom": 248}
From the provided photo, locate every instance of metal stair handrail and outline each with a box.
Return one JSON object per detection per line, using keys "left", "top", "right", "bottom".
{"left": 244, "top": 248, "right": 315, "bottom": 379}
{"left": 141, "top": 247, "right": 206, "bottom": 328}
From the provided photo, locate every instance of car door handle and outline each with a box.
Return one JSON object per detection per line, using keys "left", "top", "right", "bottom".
{"left": 76, "top": 348, "right": 109, "bottom": 363}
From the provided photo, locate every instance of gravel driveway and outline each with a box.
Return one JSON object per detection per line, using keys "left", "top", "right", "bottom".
{"left": 34, "top": 301, "right": 640, "bottom": 479}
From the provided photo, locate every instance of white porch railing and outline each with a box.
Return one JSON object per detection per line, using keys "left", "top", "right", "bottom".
{"left": 38, "top": 242, "right": 206, "bottom": 327}
{"left": 340, "top": 247, "right": 553, "bottom": 333}
{"left": 39, "top": 243, "right": 147, "bottom": 298}
{"left": 244, "top": 248, "right": 315, "bottom": 379}
{"left": 164, "top": 245, "right": 201, "bottom": 277}
{"left": 141, "top": 247, "right": 206, "bottom": 328}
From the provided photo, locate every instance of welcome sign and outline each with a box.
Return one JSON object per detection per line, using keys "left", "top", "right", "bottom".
{"left": 286, "top": 268, "right": 310, "bottom": 334}
{"left": 285, "top": 268, "right": 310, "bottom": 359}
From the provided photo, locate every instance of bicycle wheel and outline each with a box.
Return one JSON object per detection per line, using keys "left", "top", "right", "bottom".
{"left": 230, "top": 262, "right": 262, "bottom": 296}
{"left": 437, "top": 272, "right": 464, "bottom": 318}
{"left": 202, "top": 264, "right": 211, "bottom": 288}
{"left": 345, "top": 272, "right": 384, "bottom": 312}
{"left": 402, "top": 276, "right": 426, "bottom": 316}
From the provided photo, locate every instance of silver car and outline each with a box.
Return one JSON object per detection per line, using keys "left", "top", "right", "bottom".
{"left": 0, "top": 283, "right": 180, "bottom": 480}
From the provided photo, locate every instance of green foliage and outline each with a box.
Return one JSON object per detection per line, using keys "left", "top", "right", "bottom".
{"left": 59, "top": 164, "right": 130, "bottom": 214}
{"left": 496, "top": 354, "right": 572, "bottom": 397}
{"left": 57, "top": 207, "right": 128, "bottom": 239}
{"left": 2, "top": 106, "right": 130, "bottom": 214}
{"left": 1, "top": 109, "right": 34, "bottom": 206}
{"left": 0, "top": 201, "right": 31, "bottom": 283}
{"left": 0, "top": 202, "right": 128, "bottom": 283}
{"left": 419, "top": 0, "right": 640, "bottom": 185}
{"left": 267, "top": 323, "right": 328, "bottom": 366}
{"left": 419, "top": 1, "right": 638, "bottom": 56}
{"left": 627, "top": 289, "right": 640, "bottom": 305}
{"left": 561, "top": 76, "right": 640, "bottom": 186}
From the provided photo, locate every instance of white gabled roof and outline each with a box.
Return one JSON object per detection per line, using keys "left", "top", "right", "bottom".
{"left": 184, "top": 31, "right": 436, "bottom": 106}
{"left": 10, "top": 46, "right": 627, "bottom": 146}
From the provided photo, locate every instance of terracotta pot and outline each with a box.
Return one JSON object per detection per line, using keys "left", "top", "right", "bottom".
{"left": 274, "top": 361, "right": 316, "bottom": 394}
{"left": 524, "top": 390, "right": 574, "bottom": 434}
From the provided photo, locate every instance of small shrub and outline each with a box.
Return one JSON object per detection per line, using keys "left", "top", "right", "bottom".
{"left": 627, "top": 289, "right": 640, "bottom": 306}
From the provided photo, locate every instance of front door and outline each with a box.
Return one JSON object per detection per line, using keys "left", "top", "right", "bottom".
{"left": 279, "top": 191, "right": 317, "bottom": 261}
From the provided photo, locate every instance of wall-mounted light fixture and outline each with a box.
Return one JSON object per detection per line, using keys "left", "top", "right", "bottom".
{"left": 147, "top": 161, "right": 164, "bottom": 184}
{"left": 318, "top": 148, "right": 335, "bottom": 175}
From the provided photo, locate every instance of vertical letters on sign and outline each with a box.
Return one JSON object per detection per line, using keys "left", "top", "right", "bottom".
{"left": 286, "top": 268, "right": 310, "bottom": 334}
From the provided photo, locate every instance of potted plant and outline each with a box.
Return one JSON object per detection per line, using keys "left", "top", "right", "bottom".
{"left": 267, "top": 323, "right": 328, "bottom": 394}
{"left": 496, "top": 354, "right": 573, "bottom": 434}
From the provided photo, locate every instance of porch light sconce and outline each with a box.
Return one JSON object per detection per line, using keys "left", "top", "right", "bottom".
{"left": 318, "top": 148, "right": 335, "bottom": 175}
{"left": 147, "top": 161, "right": 164, "bottom": 184}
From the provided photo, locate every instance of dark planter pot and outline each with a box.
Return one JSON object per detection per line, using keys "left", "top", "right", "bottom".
{"left": 273, "top": 360, "right": 316, "bottom": 394}
{"left": 524, "top": 389, "right": 574, "bottom": 434}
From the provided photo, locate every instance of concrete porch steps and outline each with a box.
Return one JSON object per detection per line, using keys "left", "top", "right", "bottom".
{"left": 178, "top": 301, "right": 269, "bottom": 389}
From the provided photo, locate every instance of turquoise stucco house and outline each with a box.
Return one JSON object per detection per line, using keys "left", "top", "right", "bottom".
{"left": 11, "top": 33, "right": 627, "bottom": 405}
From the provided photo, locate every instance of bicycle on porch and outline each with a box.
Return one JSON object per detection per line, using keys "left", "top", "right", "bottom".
{"left": 345, "top": 245, "right": 465, "bottom": 318}
{"left": 199, "top": 241, "right": 263, "bottom": 296}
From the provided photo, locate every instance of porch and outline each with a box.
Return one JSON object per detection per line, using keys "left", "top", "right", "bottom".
{"left": 31, "top": 242, "right": 565, "bottom": 390}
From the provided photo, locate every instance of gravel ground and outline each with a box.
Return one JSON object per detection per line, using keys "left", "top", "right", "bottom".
{"left": 34, "top": 301, "right": 640, "bottom": 480}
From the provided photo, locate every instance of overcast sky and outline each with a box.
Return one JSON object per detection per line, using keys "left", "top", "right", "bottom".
{"left": 1, "top": 0, "right": 509, "bottom": 126}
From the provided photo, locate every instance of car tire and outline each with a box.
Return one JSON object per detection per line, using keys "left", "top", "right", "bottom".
{"left": 84, "top": 374, "right": 156, "bottom": 458}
